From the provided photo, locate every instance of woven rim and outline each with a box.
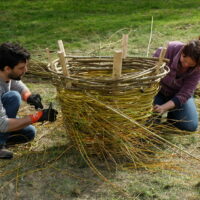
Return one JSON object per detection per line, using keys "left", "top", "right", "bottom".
{"left": 49, "top": 56, "right": 169, "bottom": 91}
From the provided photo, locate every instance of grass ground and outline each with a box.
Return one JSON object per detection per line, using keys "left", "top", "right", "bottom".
{"left": 1, "top": 0, "right": 200, "bottom": 54}
{"left": 0, "top": 82, "right": 200, "bottom": 200}
{"left": 1, "top": 0, "right": 200, "bottom": 199}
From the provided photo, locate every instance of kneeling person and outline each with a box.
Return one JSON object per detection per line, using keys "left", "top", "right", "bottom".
{"left": 0, "top": 42, "right": 58, "bottom": 159}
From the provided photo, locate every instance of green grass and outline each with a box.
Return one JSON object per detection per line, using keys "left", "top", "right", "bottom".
{"left": 1, "top": 1, "right": 200, "bottom": 199}
{"left": 1, "top": 0, "right": 200, "bottom": 55}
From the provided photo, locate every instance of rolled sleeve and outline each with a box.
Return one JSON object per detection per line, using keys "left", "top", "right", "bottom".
{"left": 171, "top": 96, "right": 181, "bottom": 108}
{"left": 11, "top": 80, "right": 29, "bottom": 95}
{"left": 0, "top": 102, "right": 8, "bottom": 132}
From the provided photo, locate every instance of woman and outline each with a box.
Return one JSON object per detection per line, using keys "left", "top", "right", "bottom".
{"left": 153, "top": 38, "right": 200, "bottom": 132}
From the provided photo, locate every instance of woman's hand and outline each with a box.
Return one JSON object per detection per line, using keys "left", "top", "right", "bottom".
{"left": 153, "top": 100, "right": 176, "bottom": 114}
{"left": 153, "top": 104, "right": 166, "bottom": 114}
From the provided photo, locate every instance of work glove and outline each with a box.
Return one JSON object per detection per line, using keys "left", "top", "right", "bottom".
{"left": 38, "top": 108, "right": 58, "bottom": 122}
{"left": 30, "top": 103, "right": 58, "bottom": 123}
{"left": 27, "top": 94, "right": 43, "bottom": 110}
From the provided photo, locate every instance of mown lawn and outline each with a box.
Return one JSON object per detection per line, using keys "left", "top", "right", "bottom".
{"left": 1, "top": 0, "right": 200, "bottom": 54}
{"left": 0, "top": 1, "right": 200, "bottom": 199}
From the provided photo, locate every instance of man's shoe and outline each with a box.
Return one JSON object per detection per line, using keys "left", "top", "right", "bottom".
{"left": 0, "top": 145, "right": 13, "bottom": 159}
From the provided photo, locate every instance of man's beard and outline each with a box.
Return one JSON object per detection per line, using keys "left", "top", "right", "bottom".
{"left": 8, "top": 73, "right": 23, "bottom": 80}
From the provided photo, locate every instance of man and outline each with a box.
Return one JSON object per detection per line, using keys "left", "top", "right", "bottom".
{"left": 0, "top": 42, "right": 58, "bottom": 159}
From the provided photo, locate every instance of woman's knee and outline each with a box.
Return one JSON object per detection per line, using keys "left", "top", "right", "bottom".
{"left": 175, "top": 121, "right": 198, "bottom": 132}
{"left": 185, "top": 122, "right": 198, "bottom": 132}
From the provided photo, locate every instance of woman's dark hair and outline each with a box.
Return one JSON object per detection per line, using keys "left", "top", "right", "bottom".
{"left": 0, "top": 42, "right": 30, "bottom": 71}
{"left": 182, "top": 38, "right": 200, "bottom": 66}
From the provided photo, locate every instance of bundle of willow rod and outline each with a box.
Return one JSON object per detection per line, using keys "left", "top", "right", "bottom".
{"left": 46, "top": 56, "right": 169, "bottom": 166}
{"left": 26, "top": 60, "right": 51, "bottom": 79}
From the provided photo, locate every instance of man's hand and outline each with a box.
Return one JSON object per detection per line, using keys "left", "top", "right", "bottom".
{"left": 30, "top": 104, "right": 58, "bottom": 123}
{"left": 38, "top": 108, "right": 58, "bottom": 122}
{"left": 27, "top": 94, "right": 43, "bottom": 110}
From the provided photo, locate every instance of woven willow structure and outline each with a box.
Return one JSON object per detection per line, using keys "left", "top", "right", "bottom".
{"left": 47, "top": 48, "right": 169, "bottom": 166}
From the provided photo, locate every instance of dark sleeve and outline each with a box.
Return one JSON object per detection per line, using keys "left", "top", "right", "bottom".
{"left": 153, "top": 47, "right": 162, "bottom": 58}
{"left": 172, "top": 72, "right": 200, "bottom": 107}
{"left": 153, "top": 41, "right": 184, "bottom": 61}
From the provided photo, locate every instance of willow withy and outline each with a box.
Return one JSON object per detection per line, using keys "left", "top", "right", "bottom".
{"left": 45, "top": 55, "right": 169, "bottom": 167}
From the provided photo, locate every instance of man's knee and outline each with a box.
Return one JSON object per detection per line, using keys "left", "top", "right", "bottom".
{"left": 2, "top": 91, "right": 21, "bottom": 105}
{"left": 26, "top": 126, "right": 36, "bottom": 141}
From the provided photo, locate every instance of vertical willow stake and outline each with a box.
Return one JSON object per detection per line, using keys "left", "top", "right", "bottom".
{"left": 146, "top": 16, "right": 154, "bottom": 57}
{"left": 57, "top": 51, "right": 71, "bottom": 88}
{"left": 112, "top": 50, "right": 123, "bottom": 80}
{"left": 58, "top": 40, "right": 66, "bottom": 57}
{"left": 46, "top": 48, "right": 55, "bottom": 71}
{"left": 156, "top": 47, "right": 167, "bottom": 75}
{"left": 121, "top": 34, "right": 128, "bottom": 59}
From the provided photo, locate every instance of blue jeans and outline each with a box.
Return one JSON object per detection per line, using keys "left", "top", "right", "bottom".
{"left": 0, "top": 91, "right": 36, "bottom": 146}
{"left": 154, "top": 92, "right": 198, "bottom": 132}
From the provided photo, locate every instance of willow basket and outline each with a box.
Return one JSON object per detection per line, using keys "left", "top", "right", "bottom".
{"left": 49, "top": 55, "right": 169, "bottom": 165}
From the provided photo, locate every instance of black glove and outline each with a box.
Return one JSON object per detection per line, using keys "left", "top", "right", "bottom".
{"left": 38, "top": 107, "right": 58, "bottom": 122}
{"left": 27, "top": 94, "right": 43, "bottom": 109}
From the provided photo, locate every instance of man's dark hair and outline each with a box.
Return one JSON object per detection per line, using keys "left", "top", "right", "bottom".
{"left": 0, "top": 42, "right": 30, "bottom": 71}
{"left": 182, "top": 39, "right": 200, "bottom": 66}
